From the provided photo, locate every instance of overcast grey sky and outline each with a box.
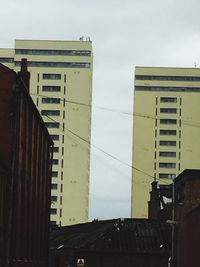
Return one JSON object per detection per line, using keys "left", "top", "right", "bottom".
{"left": 1, "top": 0, "right": 200, "bottom": 220}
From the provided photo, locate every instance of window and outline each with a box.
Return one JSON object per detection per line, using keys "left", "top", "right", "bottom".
{"left": 159, "top": 152, "right": 176, "bottom": 157}
{"left": 43, "top": 73, "right": 61, "bottom": 80}
{"left": 45, "top": 122, "right": 60, "bottom": 128}
{"left": 53, "top": 147, "right": 59, "bottom": 153}
{"left": 50, "top": 135, "right": 59, "bottom": 141}
{"left": 160, "top": 130, "right": 176, "bottom": 135}
{"left": 42, "top": 86, "right": 61, "bottom": 92}
{"left": 15, "top": 61, "right": 90, "bottom": 68}
{"left": 159, "top": 173, "right": 176, "bottom": 179}
{"left": 160, "top": 108, "right": 177, "bottom": 114}
{"left": 42, "top": 98, "right": 60, "bottom": 104}
{"left": 52, "top": 171, "right": 58, "bottom": 177}
{"left": 42, "top": 110, "right": 60, "bottom": 116}
{"left": 160, "top": 119, "right": 177, "bottom": 124}
{"left": 0, "top": 57, "right": 14, "bottom": 63}
{"left": 160, "top": 97, "right": 177, "bottom": 103}
{"left": 159, "top": 141, "right": 176, "bottom": 146}
{"left": 135, "top": 75, "right": 200, "bottom": 82}
{"left": 51, "top": 196, "right": 58, "bottom": 202}
{"left": 52, "top": 159, "right": 59, "bottom": 165}
{"left": 16, "top": 49, "right": 91, "bottom": 57}
{"left": 159, "top": 163, "right": 176, "bottom": 168}
{"left": 51, "top": 184, "right": 58, "bottom": 190}
{"left": 50, "top": 208, "right": 57, "bottom": 214}
{"left": 135, "top": 86, "right": 200, "bottom": 92}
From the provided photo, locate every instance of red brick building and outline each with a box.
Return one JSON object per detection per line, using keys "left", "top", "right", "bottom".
{"left": 184, "top": 205, "right": 200, "bottom": 267}
{"left": 0, "top": 60, "right": 53, "bottom": 267}
{"left": 50, "top": 169, "right": 200, "bottom": 267}
{"left": 148, "top": 169, "right": 200, "bottom": 267}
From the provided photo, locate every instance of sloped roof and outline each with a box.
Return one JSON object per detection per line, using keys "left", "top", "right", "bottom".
{"left": 50, "top": 219, "right": 171, "bottom": 254}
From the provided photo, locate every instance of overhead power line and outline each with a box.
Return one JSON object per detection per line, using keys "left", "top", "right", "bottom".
{"left": 31, "top": 93, "right": 132, "bottom": 116}
{"left": 29, "top": 92, "right": 182, "bottom": 185}
{"left": 31, "top": 93, "right": 200, "bottom": 128}
{"left": 44, "top": 114, "right": 170, "bottom": 185}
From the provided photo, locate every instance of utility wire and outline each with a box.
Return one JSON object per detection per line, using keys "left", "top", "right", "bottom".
{"left": 30, "top": 92, "right": 183, "bottom": 185}
{"left": 31, "top": 93, "right": 200, "bottom": 128}
{"left": 44, "top": 114, "right": 170, "bottom": 185}
{"left": 31, "top": 93, "right": 132, "bottom": 116}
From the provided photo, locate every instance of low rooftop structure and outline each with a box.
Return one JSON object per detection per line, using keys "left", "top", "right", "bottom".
{"left": 50, "top": 219, "right": 171, "bottom": 267}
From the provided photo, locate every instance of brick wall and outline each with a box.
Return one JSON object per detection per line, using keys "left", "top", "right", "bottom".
{"left": 175, "top": 170, "right": 200, "bottom": 267}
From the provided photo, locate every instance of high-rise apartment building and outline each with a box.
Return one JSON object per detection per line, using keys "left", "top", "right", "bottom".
{"left": 0, "top": 39, "right": 93, "bottom": 225}
{"left": 132, "top": 66, "right": 200, "bottom": 218}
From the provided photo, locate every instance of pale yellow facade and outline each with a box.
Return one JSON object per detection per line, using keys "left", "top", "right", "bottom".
{"left": 0, "top": 39, "right": 93, "bottom": 225}
{"left": 132, "top": 66, "right": 200, "bottom": 218}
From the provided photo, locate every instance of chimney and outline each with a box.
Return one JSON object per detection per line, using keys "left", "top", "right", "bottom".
{"left": 148, "top": 181, "right": 160, "bottom": 219}
{"left": 18, "top": 58, "right": 30, "bottom": 92}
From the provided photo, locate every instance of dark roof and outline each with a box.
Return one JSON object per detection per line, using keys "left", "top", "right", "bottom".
{"left": 50, "top": 219, "right": 171, "bottom": 254}
{"left": 0, "top": 62, "right": 15, "bottom": 73}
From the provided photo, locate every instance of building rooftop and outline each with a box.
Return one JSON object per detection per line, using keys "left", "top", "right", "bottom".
{"left": 50, "top": 219, "right": 171, "bottom": 254}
